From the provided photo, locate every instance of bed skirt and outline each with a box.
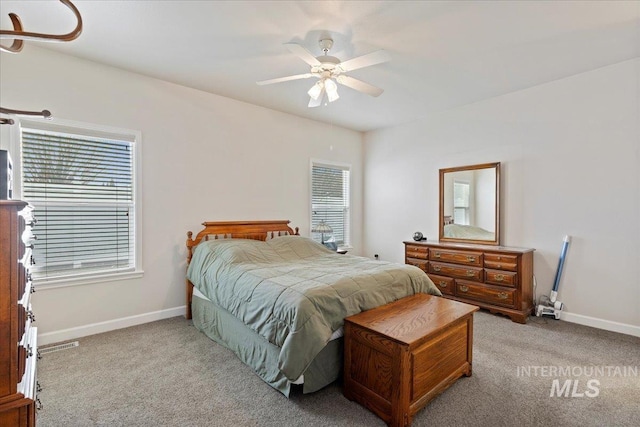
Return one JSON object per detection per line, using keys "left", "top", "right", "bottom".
{"left": 191, "top": 294, "right": 343, "bottom": 397}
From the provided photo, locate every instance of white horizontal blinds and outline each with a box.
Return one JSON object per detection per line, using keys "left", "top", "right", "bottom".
{"left": 311, "top": 163, "right": 350, "bottom": 246}
{"left": 21, "top": 128, "right": 134, "bottom": 279}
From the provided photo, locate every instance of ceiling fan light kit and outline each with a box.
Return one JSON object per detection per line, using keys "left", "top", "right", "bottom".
{"left": 308, "top": 80, "right": 324, "bottom": 100}
{"left": 257, "top": 36, "right": 389, "bottom": 108}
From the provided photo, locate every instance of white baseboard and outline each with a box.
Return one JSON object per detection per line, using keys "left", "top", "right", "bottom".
{"left": 38, "top": 306, "right": 186, "bottom": 346}
{"left": 37, "top": 305, "right": 639, "bottom": 346}
{"left": 560, "top": 311, "right": 640, "bottom": 338}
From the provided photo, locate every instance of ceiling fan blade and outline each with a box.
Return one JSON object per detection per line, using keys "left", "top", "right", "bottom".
{"left": 284, "top": 42, "right": 321, "bottom": 66}
{"left": 308, "top": 89, "right": 324, "bottom": 108}
{"left": 336, "top": 75, "right": 384, "bottom": 97}
{"left": 257, "top": 73, "right": 314, "bottom": 85}
{"left": 338, "top": 50, "right": 390, "bottom": 72}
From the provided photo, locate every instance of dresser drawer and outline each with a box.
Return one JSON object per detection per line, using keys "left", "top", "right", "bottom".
{"left": 407, "top": 259, "right": 428, "bottom": 272}
{"left": 406, "top": 245, "right": 429, "bottom": 260}
{"left": 429, "top": 262, "right": 483, "bottom": 282}
{"left": 484, "top": 253, "right": 518, "bottom": 271}
{"left": 429, "top": 249, "right": 482, "bottom": 266}
{"left": 427, "top": 274, "right": 455, "bottom": 296}
{"left": 456, "top": 280, "right": 515, "bottom": 308}
{"left": 485, "top": 269, "right": 517, "bottom": 287}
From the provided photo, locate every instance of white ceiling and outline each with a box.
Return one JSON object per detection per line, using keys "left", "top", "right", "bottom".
{"left": 1, "top": 1, "right": 638, "bottom": 132}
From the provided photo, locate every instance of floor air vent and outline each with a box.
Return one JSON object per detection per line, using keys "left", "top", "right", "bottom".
{"left": 39, "top": 341, "right": 79, "bottom": 355}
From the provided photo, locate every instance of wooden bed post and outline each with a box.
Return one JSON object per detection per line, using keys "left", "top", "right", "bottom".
{"left": 186, "top": 231, "right": 195, "bottom": 319}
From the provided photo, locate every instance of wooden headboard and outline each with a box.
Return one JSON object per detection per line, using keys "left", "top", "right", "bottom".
{"left": 185, "top": 220, "right": 299, "bottom": 319}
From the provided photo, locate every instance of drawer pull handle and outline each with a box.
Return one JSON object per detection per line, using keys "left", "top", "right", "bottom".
{"left": 460, "top": 285, "right": 469, "bottom": 292}
{"left": 434, "top": 252, "right": 441, "bottom": 258}
{"left": 495, "top": 274, "right": 504, "bottom": 281}
{"left": 36, "top": 398, "right": 43, "bottom": 411}
{"left": 466, "top": 270, "right": 475, "bottom": 277}
{"left": 37, "top": 350, "right": 42, "bottom": 360}
{"left": 26, "top": 344, "right": 33, "bottom": 358}
{"left": 466, "top": 256, "right": 476, "bottom": 262}
{"left": 498, "top": 292, "right": 508, "bottom": 299}
{"left": 37, "top": 381, "right": 42, "bottom": 392}
{"left": 497, "top": 264, "right": 502, "bottom": 269}
{"left": 433, "top": 266, "right": 441, "bottom": 272}
{"left": 438, "top": 281, "right": 447, "bottom": 288}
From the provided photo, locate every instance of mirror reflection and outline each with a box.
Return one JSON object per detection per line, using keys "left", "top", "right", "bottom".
{"left": 439, "top": 162, "right": 500, "bottom": 245}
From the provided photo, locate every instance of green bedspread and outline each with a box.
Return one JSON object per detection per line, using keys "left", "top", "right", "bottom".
{"left": 187, "top": 236, "right": 440, "bottom": 381}
{"left": 443, "top": 223, "right": 495, "bottom": 240}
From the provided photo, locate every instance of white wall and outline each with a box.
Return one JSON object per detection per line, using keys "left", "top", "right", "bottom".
{"left": 475, "top": 168, "right": 495, "bottom": 232}
{"left": 0, "top": 47, "right": 363, "bottom": 342}
{"left": 364, "top": 59, "right": 640, "bottom": 334}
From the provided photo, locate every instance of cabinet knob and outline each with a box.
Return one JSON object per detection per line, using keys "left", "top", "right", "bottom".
{"left": 433, "top": 266, "right": 441, "bottom": 272}
{"left": 434, "top": 252, "right": 441, "bottom": 258}
{"left": 466, "top": 270, "right": 475, "bottom": 277}
{"left": 495, "top": 274, "right": 504, "bottom": 281}
{"left": 460, "top": 285, "right": 469, "bottom": 292}
{"left": 438, "top": 281, "right": 447, "bottom": 288}
{"left": 498, "top": 292, "right": 508, "bottom": 299}
{"left": 466, "top": 256, "right": 476, "bottom": 262}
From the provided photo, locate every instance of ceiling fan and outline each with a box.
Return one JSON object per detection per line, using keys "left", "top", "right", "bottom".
{"left": 257, "top": 38, "right": 390, "bottom": 108}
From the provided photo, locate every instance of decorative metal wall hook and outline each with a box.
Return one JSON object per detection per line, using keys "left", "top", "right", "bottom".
{"left": 0, "top": 0, "right": 82, "bottom": 124}
{"left": 0, "top": 0, "right": 83, "bottom": 53}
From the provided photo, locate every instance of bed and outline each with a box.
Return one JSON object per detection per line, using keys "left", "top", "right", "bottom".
{"left": 443, "top": 223, "right": 495, "bottom": 240}
{"left": 185, "top": 220, "right": 441, "bottom": 396}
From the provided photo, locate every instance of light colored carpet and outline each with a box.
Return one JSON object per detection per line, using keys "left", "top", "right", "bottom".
{"left": 36, "top": 312, "right": 640, "bottom": 426}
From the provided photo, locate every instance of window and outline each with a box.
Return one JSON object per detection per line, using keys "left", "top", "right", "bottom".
{"left": 17, "top": 119, "right": 141, "bottom": 287}
{"left": 453, "top": 180, "right": 470, "bottom": 225}
{"left": 311, "top": 161, "right": 350, "bottom": 247}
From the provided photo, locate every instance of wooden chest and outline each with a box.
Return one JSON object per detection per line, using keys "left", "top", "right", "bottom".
{"left": 343, "top": 294, "right": 478, "bottom": 427}
{"left": 404, "top": 241, "right": 534, "bottom": 323}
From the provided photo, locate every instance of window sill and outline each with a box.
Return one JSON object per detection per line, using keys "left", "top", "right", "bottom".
{"left": 34, "top": 269, "right": 144, "bottom": 291}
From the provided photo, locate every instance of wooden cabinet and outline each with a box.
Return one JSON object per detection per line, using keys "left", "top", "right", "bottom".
{"left": 1, "top": 200, "right": 39, "bottom": 426}
{"left": 404, "top": 241, "right": 534, "bottom": 323}
{"left": 344, "top": 294, "right": 478, "bottom": 427}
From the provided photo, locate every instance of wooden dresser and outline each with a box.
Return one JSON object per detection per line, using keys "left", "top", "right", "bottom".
{"left": 404, "top": 240, "right": 534, "bottom": 323}
{"left": 1, "top": 200, "right": 39, "bottom": 426}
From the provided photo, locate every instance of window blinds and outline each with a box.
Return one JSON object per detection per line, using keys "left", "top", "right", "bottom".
{"left": 21, "top": 128, "right": 135, "bottom": 279}
{"left": 311, "top": 164, "right": 350, "bottom": 246}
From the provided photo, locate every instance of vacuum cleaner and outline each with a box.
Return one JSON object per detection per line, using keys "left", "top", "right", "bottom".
{"left": 536, "top": 235, "right": 571, "bottom": 320}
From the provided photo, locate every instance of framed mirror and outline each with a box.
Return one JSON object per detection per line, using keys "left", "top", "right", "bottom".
{"left": 439, "top": 162, "right": 500, "bottom": 245}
